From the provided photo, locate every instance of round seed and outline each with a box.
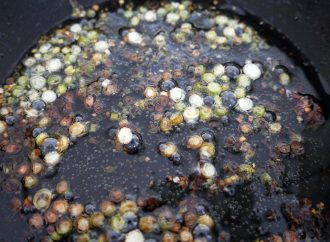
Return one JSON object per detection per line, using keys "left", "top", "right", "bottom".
{"left": 221, "top": 91, "right": 237, "bottom": 109}
{"left": 118, "top": 127, "right": 133, "bottom": 144}
{"left": 30, "top": 76, "right": 46, "bottom": 90}
{"left": 41, "top": 90, "right": 57, "bottom": 103}
{"left": 201, "top": 162, "right": 216, "bottom": 178}
{"left": 127, "top": 31, "right": 143, "bottom": 45}
{"left": 46, "top": 58, "right": 62, "bottom": 73}
{"left": 33, "top": 188, "right": 52, "bottom": 210}
{"left": 187, "top": 135, "right": 203, "bottom": 150}
{"left": 213, "top": 64, "right": 225, "bottom": 77}
{"left": 125, "top": 229, "right": 144, "bottom": 242}
{"left": 189, "top": 94, "right": 204, "bottom": 107}
{"left": 183, "top": 106, "right": 200, "bottom": 124}
{"left": 169, "top": 87, "right": 185, "bottom": 102}
{"left": 158, "top": 142, "right": 177, "bottom": 158}
{"left": 68, "top": 123, "right": 85, "bottom": 138}
{"left": 243, "top": 63, "right": 262, "bottom": 80}
{"left": 44, "top": 151, "right": 62, "bottom": 166}
{"left": 237, "top": 97, "right": 253, "bottom": 111}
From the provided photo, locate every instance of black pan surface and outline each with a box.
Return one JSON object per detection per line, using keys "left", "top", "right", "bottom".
{"left": 0, "top": 0, "right": 329, "bottom": 241}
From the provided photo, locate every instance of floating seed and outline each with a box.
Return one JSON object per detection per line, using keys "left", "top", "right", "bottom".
{"left": 170, "top": 112, "right": 184, "bottom": 126}
{"left": 69, "top": 203, "right": 85, "bottom": 218}
{"left": 122, "top": 212, "right": 138, "bottom": 232}
{"left": 120, "top": 200, "right": 139, "bottom": 214}
{"left": 243, "top": 62, "right": 262, "bottom": 80}
{"left": 52, "top": 199, "right": 69, "bottom": 214}
{"left": 90, "top": 212, "right": 105, "bottom": 228}
{"left": 30, "top": 76, "right": 46, "bottom": 90}
{"left": 123, "top": 133, "right": 143, "bottom": 154}
{"left": 144, "top": 87, "right": 158, "bottom": 99}
{"left": 158, "top": 207, "right": 175, "bottom": 231}
{"left": 159, "top": 79, "right": 177, "bottom": 92}
{"left": 200, "top": 162, "right": 216, "bottom": 179}
{"left": 56, "top": 180, "right": 70, "bottom": 195}
{"left": 139, "top": 215, "right": 158, "bottom": 233}
{"left": 158, "top": 142, "right": 177, "bottom": 158}
{"left": 23, "top": 175, "right": 38, "bottom": 189}
{"left": 125, "top": 229, "right": 145, "bottom": 242}
{"left": 29, "top": 213, "right": 44, "bottom": 229}
{"left": 187, "top": 135, "right": 203, "bottom": 150}
{"left": 41, "top": 90, "right": 57, "bottom": 103}
{"left": 44, "top": 151, "right": 62, "bottom": 166}
{"left": 40, "top": 137, "right": 58, "bottom": 155}
{"left": 184, "top": 210, "right": 197, "bottom": 228}
{"left": 110, "top": 214, "right": 125, "bottom": 232}
{"left": 46, "top": 58, "right": 63, "bottom": 73}
{"left": 239, "top": 123, "right": 253, "bottom": 134}
{"left": 56, "top": 217, "right": 72, "bottom": 235}
{"left": 269, "top": 122, "right": 282, "bottom": 134}
{"left": 224, "top": 63, "right": 241, "bottom": 79}
{"left": 183, "top": 106, "right": 200, "bottom": 124}
{"left": 110, "top": 187, "right": 125, "bottom": 204}
{"left": 0, "top": 120, "right": 7, "bottom": 134}
{"left": 275, "top": 142, "right": 291, "bottom": 154}
{"left": 33, "top": 188, "right": 52, "bottom": 210}
{"left": 127, "top": 31, "right": 143, "bottom": 45}
{"left": 253, "top": 105, "right": 266, "bottom": 118}
{"left": 76, "top": 216, "right": 90, "bottom": 233}
{"left": 100, "top": 200, "right": 116, "bottom": 216}
{"left": 197, "top": 214, "right": 214, "bottom": 229}
{"left": 189, "top": 94, "right": 204, "bottom": 107}
{"left": 221, "top": 91, "right": 237, "bottom": 109}
{"left": 169, "top": 87, "right": 186, "bottom": 102}
{"left": 179, "top": 230, "right": 193, "bottom": 242}
{"left": 237, "top": 97, "right": 253, "bottom": 112}
{"left": 57, "top": 135, "right": 70, "bottom": 153}
{"left": 45, "top": 209, "right": 58, "bottom": 224}
{"left": 213, "top": 64, "right": 225, "bottom": 77}
{"left": 160, "top": 117, "right": 172, "bottom": 133}
{"left": 117, "top": 127, "right": 133, "bottom": 144}
{"left": 69, "top": 122, "right": 88, "bottom": 137}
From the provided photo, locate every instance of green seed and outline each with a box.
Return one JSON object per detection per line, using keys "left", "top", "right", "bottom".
{"left": 202, "top": 73, "right": 216, "bottom": 83}
{"left": 260, "top": 172, "right": 272, "bottom": 185}
{"left": 110, "top": 214, "right": 125, "bottom": 232}
{"left": 194, "top": 65, "right": 205, "bottom": 76}
{"left": 199, "top": 106, "right": 213, "bottom": 121}
{"left": 234, "top": 87, "right": 246, "bottom": 99}
{"left": 220, "top": 75, "right": 230, "bottom": 82}
{"left": 214, "top": 106, "right": 228, "bottom": 117}
{"left": 47, "top": 75, "right": 62, "bottom": 86}
{"left": 279, "top": 73, "right": 290, "bottom": 85}
{"left": 207, "top": 82, "right": 222, "bottom": 95}
{"left": 236, "top": 74, "right": 251, "bottom": 88}
{"left": 50, "top": 232, "right": 62, "bottom": 241}
{"left": 17, "top": 76, "right": 29, "bottom": 86}
{"left": 253, "top": 105, "right": 266, "bottom": 118}
{"left": 56, "top": 217, "right": 72, "bottom": 235}
{"left": 56, "top": 84, "right": 67, "bottom": 96}
{"left": 173, "top": 32, "right": 186, "bottom": 43}
{"left": 12, "top": 86, "right": 24, "bottom": 97}
{"left": 242, "top": 33, "right": 252, "bottom": 43}
{"left": 221, "top": 83, "right": 230, "bottom": 91}
{"left": 205, "top": 30, "right": 217, "bottom": 42}
{"left": 194, "top": 82, "right": 205, "bottom": 92}
{"left": 64, "top": 65, "right": 75, "bottom": 76}
{"left": 174, "top": 102, "right": 186, "bottom": 112}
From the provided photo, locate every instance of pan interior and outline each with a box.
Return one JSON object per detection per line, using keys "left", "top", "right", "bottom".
{"left": 0, "top": 1, "right": 328, "bottom": 241}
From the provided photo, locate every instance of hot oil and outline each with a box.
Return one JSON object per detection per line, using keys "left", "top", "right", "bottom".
{"left": 0, "top": 1, "right": 328, "bottom": 241}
